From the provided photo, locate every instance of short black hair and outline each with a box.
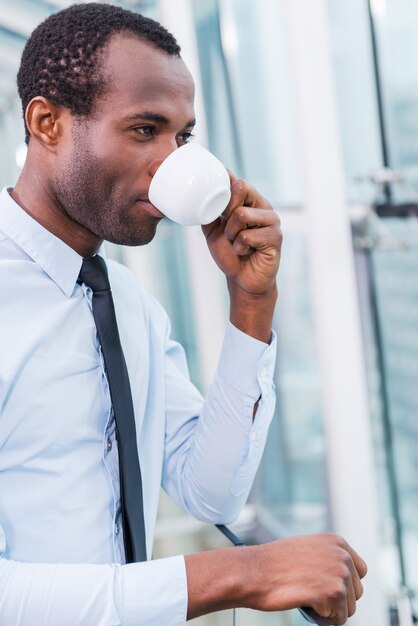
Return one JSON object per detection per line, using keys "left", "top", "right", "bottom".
{"left": 17, "top": 2, "right": 181, "bottom": 143}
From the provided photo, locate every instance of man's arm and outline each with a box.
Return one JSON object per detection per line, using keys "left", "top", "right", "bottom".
{"left": 202, "top": 175, "right": 282, "bottom": 344}
{"left": 0, "top": 554, "right": 187, "bottom": 626}
{"left": 185, "top": 533, "right": 367, "bottom": 625}
{"left": 0, "top": 534, "right": 366, "bottom": 626}
{"left": 162, "top": 320, "right": 276, "bottom": 523}
{"left": 163, "top": 175, "right": 281, "bottom": 520}
{"left": 192, "top": 180, "right": 367, "bottom": 625}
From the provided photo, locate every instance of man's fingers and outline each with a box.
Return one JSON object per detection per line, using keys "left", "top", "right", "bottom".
{"left": 344, "top": 544, "right": 368, "bottom": 579}
{"left": 224, "top": 206, "right": 281, "bottom": 242}
{"left": 320, "top": 562, "right": 355, "bottom": 625}
{"left": 352, "top": 571, "right": 364, "bottom": 602}
{"left": 232, "top": 225, "right": 282, "bottom": 257}
{"left": 341, "top": 549, "right": 364, "bottom": 602}
{"left": 334, "top": 540, "right": 366, "bottom": 605}
{"left": 313, "top": 537, "right": 366, "bottom": 624}
{"left": 346, "top": 567, "right": 358, "bottom": 618}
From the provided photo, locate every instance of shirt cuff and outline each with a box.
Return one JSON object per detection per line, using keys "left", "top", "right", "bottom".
{"left": 216, "top": 322, "right": 277, "bottom": 399}
{"left": 122, "top": 555, "right": 187, "bottom": 626}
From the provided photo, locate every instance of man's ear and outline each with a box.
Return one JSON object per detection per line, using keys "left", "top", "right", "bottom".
{"left": 25, "top": 97, "right": 67, "bottom": 146}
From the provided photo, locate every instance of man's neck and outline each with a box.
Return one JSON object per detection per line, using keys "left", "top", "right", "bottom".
{"left": 12, "top": 173, "right": 102, "bottom": 258}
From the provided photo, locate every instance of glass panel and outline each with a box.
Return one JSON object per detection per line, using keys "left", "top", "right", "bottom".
{"left": 327, "top": 0, "right": 383, "bottom": 203}
{"left": 151, "top": 220, "right": 202, "bottom": 388}
{"left": 372, "top": 0, "right": 418, "bottom": 186}
{"left": 327, "top": 0, "right": 418, "bottom": 604}
{"left": 354, "top": 213, "right": 418, "bottom": 609}
{"left": 192, "top": 0, "right": 302, "bottom": 206}
{"left": 370, "top": 219, "right": 418, "bottom": 595}
{"left": 329, "top": 0, "right": 418, "bottom": 607}
{"left": 329, "top": 0, "right": 418, "bottom": 202}
{"left": 254, "top": 235, "right": 327, "bottom": 535}
{"left": 354, "top": 240, "right": 403, "bottom": 600}
{"left": 0, "top": 24, "right": 26, "bottom": 187}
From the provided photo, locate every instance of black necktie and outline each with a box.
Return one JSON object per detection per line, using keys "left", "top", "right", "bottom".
{"left": 78, "top": 255, "right": 147, "bottom": 563}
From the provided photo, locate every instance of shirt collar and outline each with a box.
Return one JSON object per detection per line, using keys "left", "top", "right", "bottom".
{"left": 0, "top": 186, "right": 86, "bottom": 298}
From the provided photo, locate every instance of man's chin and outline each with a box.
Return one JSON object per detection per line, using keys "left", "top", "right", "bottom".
{"left": 106, "top": 220, "right": 162, "bottom": 247}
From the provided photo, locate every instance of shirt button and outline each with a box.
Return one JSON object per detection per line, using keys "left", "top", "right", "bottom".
{"left": 115, "top": 523, "right": 120, "bottom": 535}
{"left": 259, "top": 366, "right": 268, "bottom": 378}
{"left": 107, "top": 438, "right": 112, "bottom": 452}
{"left": 250, "top": 432, "right": 257, "bottom": 442}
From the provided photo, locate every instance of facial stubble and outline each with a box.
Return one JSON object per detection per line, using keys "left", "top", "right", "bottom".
{"left": 53, "top": 131, "right": 159, "bottom": 247}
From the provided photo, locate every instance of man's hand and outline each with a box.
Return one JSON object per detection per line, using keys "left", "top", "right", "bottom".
{"left": 202, "top": 176, "right": 282, "bottom": 342}
{"left": 202, "top": 175, "right": 282, "bottom": 295}
{"left": 242, "top": 533, "right": 367, "bottom": 624}
{"left": 185, "top": 533, "right": 367, "bottom": 625}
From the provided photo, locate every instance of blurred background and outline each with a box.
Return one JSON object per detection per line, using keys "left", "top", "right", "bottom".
{"left": 0, "top": 0, "right": 417, "bottom": 624}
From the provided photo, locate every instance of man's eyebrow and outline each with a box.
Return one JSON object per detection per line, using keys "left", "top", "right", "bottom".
{"left": 124, "top": 112, "right": 196, "bottom": 127}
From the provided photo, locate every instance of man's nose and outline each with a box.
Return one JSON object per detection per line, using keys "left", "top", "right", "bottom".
{"left": 147, "top": 145, "right": 178, "bottom": 178}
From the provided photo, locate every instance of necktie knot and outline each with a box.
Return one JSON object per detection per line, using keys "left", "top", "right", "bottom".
{"left": 78, "top": 255, "right": 110, "bottom": 293}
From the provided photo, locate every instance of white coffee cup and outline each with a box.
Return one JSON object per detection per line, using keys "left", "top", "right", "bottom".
{"left": 148, "top": 143, "right": 231, "bottom": 226}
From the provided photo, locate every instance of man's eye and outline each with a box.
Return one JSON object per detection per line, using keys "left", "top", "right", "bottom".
{"left": 178, "top": 131, "right": 195, "bottom": 143}
{"left": 135, "top": 126, "right": 154, "bottom": 137}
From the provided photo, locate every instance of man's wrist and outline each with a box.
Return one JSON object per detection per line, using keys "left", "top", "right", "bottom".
{"left": 228, "top": 281, "right": 278, "bottom": 344}
{"left": 185, "top": 545, "right": 253, "bottom": 619}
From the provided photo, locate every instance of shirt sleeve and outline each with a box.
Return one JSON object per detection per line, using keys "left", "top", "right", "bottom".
{"left": 162, "top": 321, "right": 277, "bottom": 524}
{"left": 0, "top": 553, "right": 187, "bottom": 626}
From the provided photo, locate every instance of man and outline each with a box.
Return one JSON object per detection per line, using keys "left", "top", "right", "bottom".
{"left": 0, "top": 3, "right": 366, "bottom": 625}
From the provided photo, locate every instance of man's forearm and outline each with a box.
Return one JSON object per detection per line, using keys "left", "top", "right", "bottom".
{"left": 185, "top": 534, "right": 368, "bottom": 624}
{"left": 228, "top": 282, "right": 278, "bottom": 344}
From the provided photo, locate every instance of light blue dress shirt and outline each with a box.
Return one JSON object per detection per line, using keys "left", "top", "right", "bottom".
{"left": 0, "top": 186, "right": 276, "bottom": 625}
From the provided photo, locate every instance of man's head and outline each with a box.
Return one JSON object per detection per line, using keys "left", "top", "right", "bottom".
{"left": 16, "top": 3, "right": 196, "bottom": 248}
{"left": 17, "top": 3, "right": 181, "bottom": 145}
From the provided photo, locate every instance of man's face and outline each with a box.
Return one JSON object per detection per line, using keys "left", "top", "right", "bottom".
{"left": 53, "top": 34, "right": 196, "bottom": 246}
